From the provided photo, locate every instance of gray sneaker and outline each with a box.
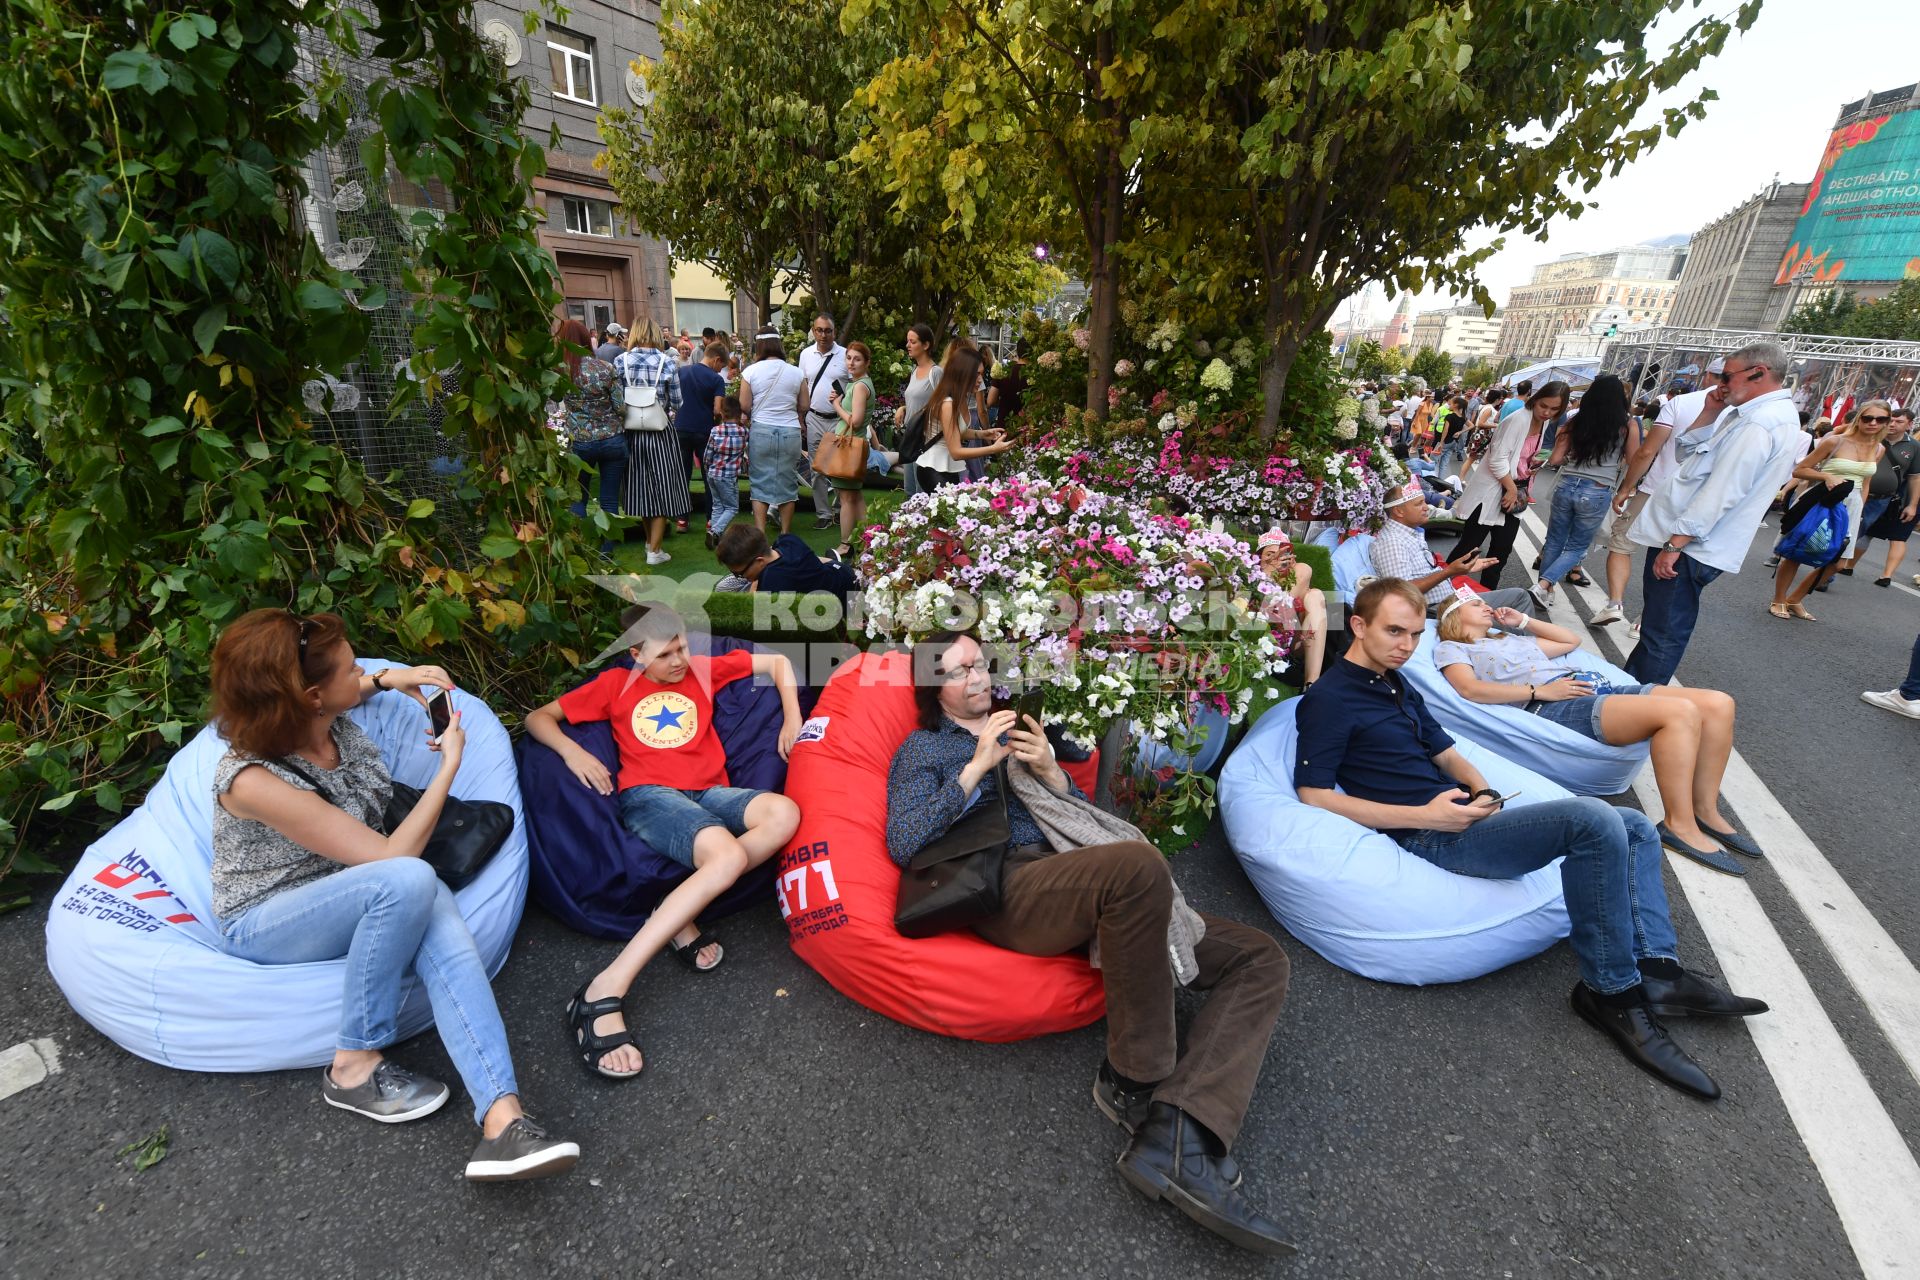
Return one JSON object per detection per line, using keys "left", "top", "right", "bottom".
{"left": 465, "top": 1117, "right": 580, "bottom": 1183}
{"left": 321, "top": 1059, "right": 449, "bottom": 1124}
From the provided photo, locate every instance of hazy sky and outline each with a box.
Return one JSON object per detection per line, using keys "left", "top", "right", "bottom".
{"left": 1359, "top": 0, "right": 1913, "bottom": 326}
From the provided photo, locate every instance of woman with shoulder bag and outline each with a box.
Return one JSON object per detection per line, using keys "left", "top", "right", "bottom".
{"left": 1450, "top": 380, "right": 1569, "bottom": 589}
{"left": 620, "top": 320, "right": 691, "bottom": 566}
{"left": 897, "top": 322, "right": 942, "bottom": 498}
{"left": 824, "top": 340, "right": 877, "bottom": 557}
{"left": 557, "top": 319, "right": 626, "bottom": 524}
{"left": 208, "top": 610, "right": 578, "bottom": 1182}
{"left": 1769, "top": 400, "right": 1890, "bottom": 619}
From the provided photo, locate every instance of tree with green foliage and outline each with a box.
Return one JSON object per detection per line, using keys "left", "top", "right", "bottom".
{"left": 602, "top": 0, "right": 1052, "bottom": 343}
{"left": 1778, "top": 288, "right": 1860, "bottom": 337}
{"left": 1459, "top": 356, "right": 1500, "bottom": 389}
{"left": 0, "top": 0, "right": 603, "bottom": 878}
{"left": 1410, "top": 346, "right": 1456, "bottom": 389}
{"left": 1348, "top": 338, "right": 1388, "bottom": 380}
{"left": 851, "top": 0, "right": 1225, "bottom": 418}
{"left": 1131, "top": 0, "right": 1758, "bottom": 440}
{"left": 1783, "top": 279, "right": 1920, "bottom": 342}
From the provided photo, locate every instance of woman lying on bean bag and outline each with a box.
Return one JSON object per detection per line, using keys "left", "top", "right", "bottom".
{"left": 1431, "top": 592, "right": 1757, "bottom": 872}
{"left": 205, "top": 610, "right": 576, "bottom": 1182}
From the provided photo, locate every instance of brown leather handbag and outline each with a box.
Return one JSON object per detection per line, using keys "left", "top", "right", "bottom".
{"left": 811, "top": 426, "right": 870, "bottom": 482}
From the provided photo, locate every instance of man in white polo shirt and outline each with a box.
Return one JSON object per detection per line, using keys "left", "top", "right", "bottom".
{"left": 1595, "top": 359, "right": 1727, "bottom": 626}
{"left": 1623, "top": 340, "right": 1804, "bottom": 685}
{"left": 796, "top": 314, "right": 847, "bottom": 530}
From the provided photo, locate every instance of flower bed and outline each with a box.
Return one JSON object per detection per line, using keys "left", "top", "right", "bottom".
{"left": 858, "top": 476, "right": 1291, "bottom": 851}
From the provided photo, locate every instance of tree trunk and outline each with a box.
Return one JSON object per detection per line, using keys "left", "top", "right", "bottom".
{"left": 1257, "top": 287, "right": 1300, "bottom": 444}
{"left": 1092, "top": 719, "right": 1131, "bottom": 816}
{"left": 1082, "top": 147, "right": 1125, "bottom": 421}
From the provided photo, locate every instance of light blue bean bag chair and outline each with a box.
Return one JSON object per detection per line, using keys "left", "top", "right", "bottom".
{"left": 44, "top": 660, "right": 529, "bottom": 1072}
{"left": 1403, "top": 623, "right": 1647, "bottom": 797}
{"left": 1218, "top": 697, "right": 1570, "bottom": 985}
{"left": 1330, "top": 532, "right": 1375, "bottom": 605}
{"left": 1132, "top": 702, "right": 1232, "bottom": 776}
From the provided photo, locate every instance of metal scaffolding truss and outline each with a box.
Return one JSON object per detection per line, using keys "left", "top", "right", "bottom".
{"left": 1605, "top": 326, "right": 1920, "bottom": 366}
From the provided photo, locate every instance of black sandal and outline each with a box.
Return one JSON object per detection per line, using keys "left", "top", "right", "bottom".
{"left": 565, "top": 983, "right": 642, "bottom": 1079}
{"left": 668, "top": 931, "right": 725, "bottom": 972}
{"left": 1565, "top": 567, "right": 1591, "bottom": 587}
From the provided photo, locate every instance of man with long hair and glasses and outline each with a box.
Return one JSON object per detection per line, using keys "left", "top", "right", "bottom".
{"left": 1623, "top": 340, "right": 1804, "bottom": 685}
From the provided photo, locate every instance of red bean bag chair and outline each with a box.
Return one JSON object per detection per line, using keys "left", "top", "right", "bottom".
{"left": 777, "top": 650, "right": 1107, "bottom": 1041}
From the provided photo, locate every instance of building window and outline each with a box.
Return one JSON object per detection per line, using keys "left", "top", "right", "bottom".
{"left": 560, "top": 196, "right": 615, "bottom": 237}
{"left": 547, "top": 28, "right": 597, "bottom": 105}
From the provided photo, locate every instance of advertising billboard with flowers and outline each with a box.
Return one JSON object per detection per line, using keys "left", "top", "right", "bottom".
{"left": 1775, "top": 109, "right": 1920, "bottom": 286}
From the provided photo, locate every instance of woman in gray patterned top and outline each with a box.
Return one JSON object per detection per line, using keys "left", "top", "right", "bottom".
{"left": 209, "top": 609, "right": 578, "bottom": 1183}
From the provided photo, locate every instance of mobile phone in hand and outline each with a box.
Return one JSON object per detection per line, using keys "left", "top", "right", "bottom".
{"left": 422, "top": 684, "right": 452, "bottom": 742}
{"left": 1012, "top": 688, "right": 1046, "bottom": 726}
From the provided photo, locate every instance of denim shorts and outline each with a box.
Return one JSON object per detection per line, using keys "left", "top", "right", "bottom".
{"left": 618, "top": 784, "right": 764, "bottom": 868}
{"left": 1529, "top": 673, "right": 1660, "bottom": 740}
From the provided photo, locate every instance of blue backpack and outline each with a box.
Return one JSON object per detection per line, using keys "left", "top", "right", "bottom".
{"left": 1774, "top": 483, "right": 1853, "bottom": 568}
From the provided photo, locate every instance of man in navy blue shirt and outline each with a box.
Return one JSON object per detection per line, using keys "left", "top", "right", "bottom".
{"left": 677, "top": 343, "right": 729, "bottom": 540}
{"left": 1293, "top": 578, "right": 1766, "bottom": 1100}
{"left": 712, "top": 525, "right": 857, "bottom": 612}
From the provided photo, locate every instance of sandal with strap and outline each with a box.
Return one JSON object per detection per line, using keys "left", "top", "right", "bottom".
{"left": 565, "top": 983, "right": 642, "bottom": 1079}
{"left": 668, "top": 931, "right": 725, "bottom": 973}
{"left": 1786, "top": 602, "right": 1816, "bottom": 621}
{"left": 1767, "top": 602, "right": 1791, "bottom": 620}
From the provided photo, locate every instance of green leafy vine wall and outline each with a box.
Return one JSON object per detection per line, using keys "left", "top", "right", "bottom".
{"left": 0, "top": 0, "right": 610, "bottom": 882}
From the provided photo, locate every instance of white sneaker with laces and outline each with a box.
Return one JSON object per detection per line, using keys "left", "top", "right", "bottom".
{"left": 1861, "top": 689, "right": 1920, "bottom": 719}
{"left": 645, "top": 549, "right": 671, "bottom": 566}
{"left": 1591, "top": 602, "right": 1624, "bottom": 626}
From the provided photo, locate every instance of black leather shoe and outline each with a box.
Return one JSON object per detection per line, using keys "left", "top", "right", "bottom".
{"left": 1093, "top": 1062, "right": 1155, "bottom": 1133}
{"left": 1116, "top": 1103, "right": 1295, "bottom": 1256}
{"left": 1641, "top": 969, "right": 1769, "bottom": 1018}
{"left": 1570, "top": 982, "right": 1720, "bottom": 1100}
{"left": 1094, "top": 1067, "right": 1242, "bottom": 1187}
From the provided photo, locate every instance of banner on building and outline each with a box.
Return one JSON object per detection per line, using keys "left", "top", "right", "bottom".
{"left": 1775, "top": 111, "right": 1920, "bottom": 286}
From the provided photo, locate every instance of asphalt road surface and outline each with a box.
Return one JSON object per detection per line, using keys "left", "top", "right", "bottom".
{"left": 3, "top": 480, "right": 1916, "bottom": 1279}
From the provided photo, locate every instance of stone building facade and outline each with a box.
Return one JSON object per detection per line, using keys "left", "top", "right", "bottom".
{"left": 1669, "top": 181, "right": 1812, "bottom": 331}
{"left": 475, "top": 2, "right": 673, "bottom": 334}
{"left": 1494, "top": 244, "right": 1689, "bottom": 362}
{"left": 1408, "top": 305, "right": 1504, "bottom": 363}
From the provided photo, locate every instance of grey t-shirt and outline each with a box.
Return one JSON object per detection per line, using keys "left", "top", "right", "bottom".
{"left": 1562, "top": 430, "right": 1627, "bottom": 488}
{"left": 900, "top": 363, "right": 943, "bottom": 442}
{"left": 1433, "top": 633, "right": 1577, "bottom": 688}
{"left": 210, "top": 717, "right": 390, "bottom": 920}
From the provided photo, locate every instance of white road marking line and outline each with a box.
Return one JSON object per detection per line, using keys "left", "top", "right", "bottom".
{"left": 1505, "top": 510, "right": 1920, "bottom": 1279}
{"left": 1518, "top": 510, "right": 1920, "bottom": 1087}
{"left": 0, "top": 1038, "right": 62, "bottom": 1103}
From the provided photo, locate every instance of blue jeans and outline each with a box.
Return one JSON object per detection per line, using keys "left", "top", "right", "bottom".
{"left": 1624, "top": 549, "right": 1723, "bottom": 685}
{"left": 218, "top": 860, "right": 517, "bottom": 1125}
{"left": 1539, "top": 476, "right": 1614, "bottom": 584}
{"left": 707, "top": 460, "right": 742, "bottom": 534}
{"left": 1400, "top": 797, "right": 1675, "bottom": 994}
{"left": 571, "top": 433, "right": 628, "bottom": 516}
{"left": 1901, "top": 633, "right": 1920, "bottom": 700}
{"left": 619, "top": 784, "right": 763, "bottom": 868}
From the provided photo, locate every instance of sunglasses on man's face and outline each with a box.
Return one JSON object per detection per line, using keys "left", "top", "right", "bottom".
{"left": 1722, "top": 365, "right": 1768, "bottom": 386}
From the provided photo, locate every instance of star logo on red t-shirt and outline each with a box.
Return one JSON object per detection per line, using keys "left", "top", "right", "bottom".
{"left": 630, "top": 691, "right": 699, "bottom": 749}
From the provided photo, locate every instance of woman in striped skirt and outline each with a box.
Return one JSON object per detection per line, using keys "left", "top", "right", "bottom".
{"left": 620, "top": 320, "right": 691, "bottom": 566}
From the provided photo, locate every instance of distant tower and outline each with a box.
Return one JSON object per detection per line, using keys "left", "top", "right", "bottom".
{"left": 1384, "top": 294, "right": 1416, "bottom": 349}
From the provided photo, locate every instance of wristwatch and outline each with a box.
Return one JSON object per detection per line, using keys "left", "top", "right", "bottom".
{"left": 370, "top": 670, "right": 387, "bottom": 692}
{"left": 1663, "top": 538, "right": 1686, "bottom": 552}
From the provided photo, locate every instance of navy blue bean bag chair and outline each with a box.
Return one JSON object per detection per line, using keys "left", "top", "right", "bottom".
{"left": 517, "top": 635, "right": 815, "bottom": 940}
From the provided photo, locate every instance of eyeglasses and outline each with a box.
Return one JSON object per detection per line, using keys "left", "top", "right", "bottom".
{"left": 811, "top": 326, "right": 834, "bottom": 336}
{"left": 938, "top": 659, "right": 992, "bottom": 683}
{"left": 1859, "top": 414, "right": 1891, "bottom": 424}
{"left": 291, "top": 613, "right": 312, "bottom": 662}
{"left": 1722, "top": 365, "right": 1769, "bottom": 385}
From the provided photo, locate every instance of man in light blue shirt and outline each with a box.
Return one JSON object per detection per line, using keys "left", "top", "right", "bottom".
{"left": 1623, "top": 340, "right": 1803, "bottom": 684}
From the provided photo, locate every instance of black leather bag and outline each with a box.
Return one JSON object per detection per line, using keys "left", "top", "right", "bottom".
{"left": 893, "top": 761, "right": 1010, "bottom": 938}
{"left": 279, "top": 759, "right": 513, "bottom": 890}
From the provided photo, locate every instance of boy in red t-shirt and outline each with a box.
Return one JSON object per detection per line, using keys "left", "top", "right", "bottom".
{"left": 524, "top": 604, "right": 801, "bottom": 1080}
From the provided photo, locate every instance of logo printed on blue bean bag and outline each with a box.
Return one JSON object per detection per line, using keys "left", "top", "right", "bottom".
{"left": 630, "top": 691, "right": 699, "bottom": 749}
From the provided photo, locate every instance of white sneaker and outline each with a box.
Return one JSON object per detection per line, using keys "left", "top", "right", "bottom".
{"left": 645, "top": 549, "right": 671, "bottom": 566}
{"left": 1527, "top": 582, "right": 1553, "bottom": 611}
{"left": 1862, "top": 689, "right": 1920, "bottom": 719}
{"left": 1591, "top": 602, "right": 1624, "bottom": 626}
